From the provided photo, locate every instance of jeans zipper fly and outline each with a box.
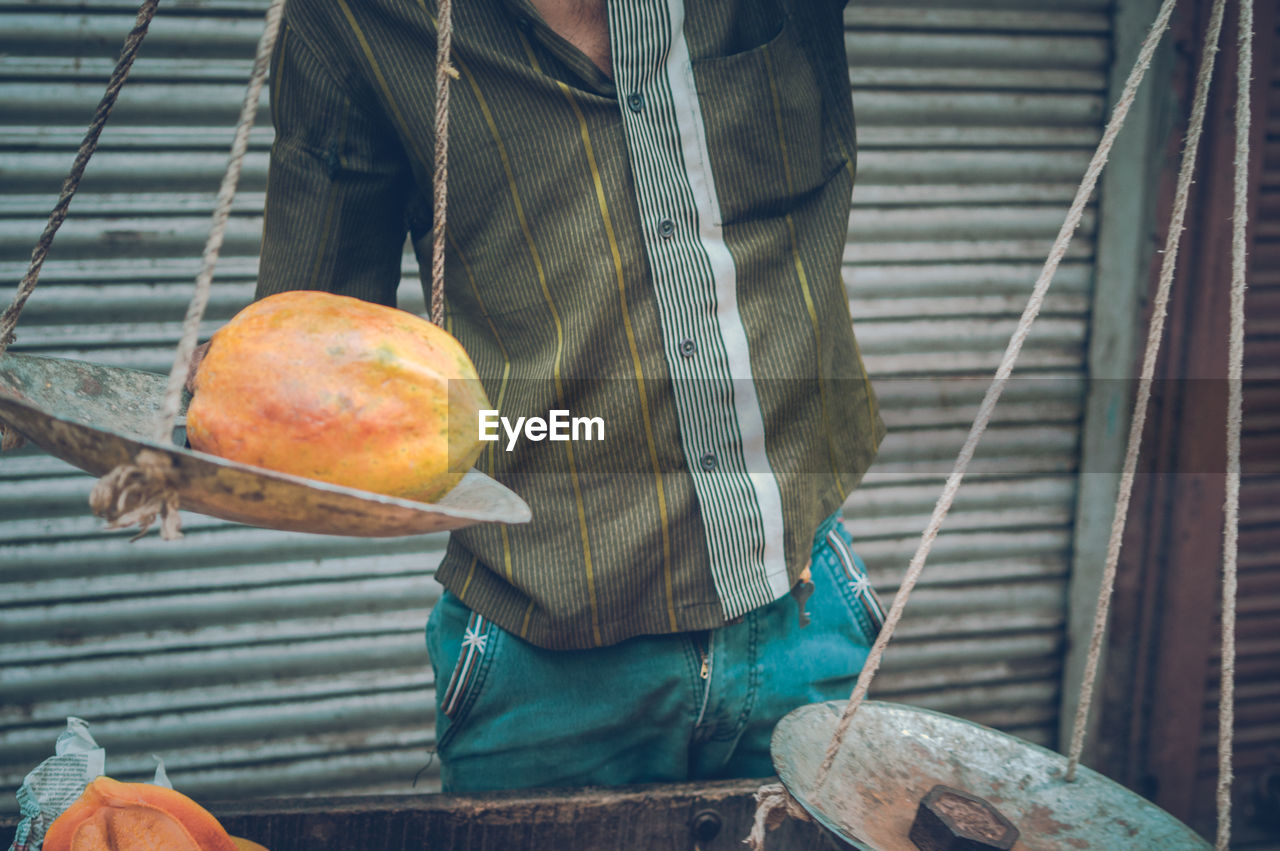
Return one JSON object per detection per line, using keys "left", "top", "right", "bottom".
{"left": 693, "top": 631, "right": 714, "bottom": 729}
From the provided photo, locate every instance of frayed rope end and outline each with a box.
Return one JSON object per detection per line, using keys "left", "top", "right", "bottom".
{"left": 744, "top": 783, "right": 811, "bottom": 850}
{"left": 90, "top": 448, "right": 183, "bottom": 541}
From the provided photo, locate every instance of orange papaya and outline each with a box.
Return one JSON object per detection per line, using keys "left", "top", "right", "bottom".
{"left": 187, "top": 290, "right": 491, "bottom": 503}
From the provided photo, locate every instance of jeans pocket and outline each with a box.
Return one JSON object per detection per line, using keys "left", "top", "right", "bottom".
{"left": 814, "top": 520, "right": 885, "bottom": 645}
{"left": 427, "top": 594, "right": 501, "bottom": 752}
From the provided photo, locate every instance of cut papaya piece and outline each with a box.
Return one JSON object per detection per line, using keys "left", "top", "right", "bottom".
{"left": 69, "top": 802, "right": 202, "bottom": 851}
{"left": 44, "top": 777, "right": 238, "bottom": 851}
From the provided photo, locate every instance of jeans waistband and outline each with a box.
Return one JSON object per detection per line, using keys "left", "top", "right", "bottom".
{"left": 814, "top": 510, "right": 843, "bottom": 547}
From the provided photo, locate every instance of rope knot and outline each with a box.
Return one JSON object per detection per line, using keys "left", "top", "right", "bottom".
{"left": 744, "top": 783, "right": 811, "bottom": 850}
{"left": 90, "top": 449, "right": 183, "bottom": 540}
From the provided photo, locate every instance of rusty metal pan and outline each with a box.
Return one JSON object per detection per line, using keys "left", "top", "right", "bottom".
{"left": 773, "top": 700, "right": 1209, "bottom": 850}
{"left": 0, "top": 352, "right": 531, "bottom": 536}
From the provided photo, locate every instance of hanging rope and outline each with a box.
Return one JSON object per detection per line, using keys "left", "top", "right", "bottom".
{"left": 0, "top": 0, "right": 159, "bottom": 353}
{"left": 811, "top": 0, "right": 1182, "bottom": 791}
{"left": 89, "top": 0, "right": 286, "bottom": 539}
{"left": 1217, "top": 0, "right": 1252, "bottom": 845}
{"left": 1065, "top": 0, "right": 1228, "bottom": 783}
{"left": 151, "top": 0, "right": 286, "bottom": 445}
{"left": 431, "top": 0, "right": 457, "bottom": 327}
{"left": 0, "top": 0, "right": 161, "bottom": 452}
{"left": 88, "top": 0, "right": 458, "bottom": 536}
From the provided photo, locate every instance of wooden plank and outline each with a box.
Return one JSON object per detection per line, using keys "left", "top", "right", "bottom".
{"left": 191, "top": 782, "right": 840, "bottom": 851}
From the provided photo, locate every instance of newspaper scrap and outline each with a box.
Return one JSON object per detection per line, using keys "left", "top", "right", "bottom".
{"left": 8, "top": 718, "right": 104, "bottom": 851}
{"left": 150, "top": 755, "right": 173, "bottom": 790}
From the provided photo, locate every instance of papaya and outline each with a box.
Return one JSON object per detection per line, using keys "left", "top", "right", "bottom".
{"left": 187, "top": 290, "right": 491, "bottom": 503}
{"left": 43, "top": 777, "right": 238, "bottom": 851}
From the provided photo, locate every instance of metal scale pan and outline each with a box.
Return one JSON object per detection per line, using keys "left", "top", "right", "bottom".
{"left": 773, "top": 700, "right": 1210, "bottom": 850}
{"left": 0, "top": 352, "right": 532, "bottom": 536}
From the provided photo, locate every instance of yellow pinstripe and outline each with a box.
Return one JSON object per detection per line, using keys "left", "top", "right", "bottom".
{"left": 816, "top": 88, "right": 878, "bottom": 431}
{"left": 522, "top": 38, "right": 679, "bottom": 633}
{"left": 305, "top": 108, "right": 347, "bottom": 290}
{"left": 451, "top": 51, "right": 604, "bottom": 647}
{"left": 520, "top": 600, "right": 534, "bottom": 638}
{"left": 335, "top": 0, "right": 417, "bottom": 145}
{"left": 460, "top": 553, "right": 477, "bottom": 600}
{"left": 449, "top": 231, "right": 516, "bottom": 584}
{"left": 763, "top": 48, "right": 845, "bottom": 494}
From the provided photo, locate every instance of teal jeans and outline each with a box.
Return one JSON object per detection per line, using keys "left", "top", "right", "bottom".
{"left": 425, "top": 513, "right": 884, "bottom": 792}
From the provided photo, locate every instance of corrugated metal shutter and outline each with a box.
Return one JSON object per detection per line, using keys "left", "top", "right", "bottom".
{"left": 1, "top": 0, "right": 1116, "bottom": 808}
{"left": 1191, "top": 13, "right": 1280, "bottom": 840}
{"left": 841, "top": 0, "right": 1113, "bottom": 749}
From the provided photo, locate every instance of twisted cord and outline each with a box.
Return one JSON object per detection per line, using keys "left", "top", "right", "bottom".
{"left": 0, "top": 0, "right": 160, "bottom": 355}
{"left": 743, "top": 783, "right": 810, "bottom": 851}
{"left": 152, "top": 0, "right": 286, "bottom": 443}
{"left": 1216, "top": 0, "right": 1253, "bottom": 845}
{"left": 1066, "top": 0, "right": 1227, "bottom": 782}
{"left": 0, "top": 0, "right": 161, "bottom": 453}
{"left": 430, "top": 0, "right": 457, "bottom": 327}
{"left": 89, "top": 450, "right": 182, "bottom": 541}
{"left": 814, "top": 0, "right": 1180, "bottom": 789}
{"left": 91, "top": 0, "right": 286, "bottom": 537}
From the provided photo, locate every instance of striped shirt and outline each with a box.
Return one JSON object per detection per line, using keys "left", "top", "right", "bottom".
{"left": 257, "top": 0, "right": 885, "bottom": 649}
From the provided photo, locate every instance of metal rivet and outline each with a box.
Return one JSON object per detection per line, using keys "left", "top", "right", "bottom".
{"left": 678, "top": 338, "right": 697, "bottom": 358}
{"left": 626, "top": 92, "right": 644, "bottom": 113}
{"left": 699, "top": 452, "right": 717, "bottom": 472}
{"left": 691, "top": 809, "right": 722, "bottom": 843}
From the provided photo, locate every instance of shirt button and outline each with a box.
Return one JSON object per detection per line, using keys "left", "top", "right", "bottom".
{"left": 626, "top": 92, "right": 644, "bottom": 113}
{"left": 678, "top": 338, "right": 697, "bottom": 358}
{"left": 699, "top": 452, "right": 718, "bottom": 472}
{"left": 659, "top": 218, "right": 675, "bottom": 238}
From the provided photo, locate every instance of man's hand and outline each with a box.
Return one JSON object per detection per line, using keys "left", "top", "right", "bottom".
{"left": 185, "top": 341, "right": 211, "bottom": 396}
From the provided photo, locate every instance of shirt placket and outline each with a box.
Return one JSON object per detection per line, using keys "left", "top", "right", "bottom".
{"left": 608, "top": 0, "right": 789, "bottom": 619}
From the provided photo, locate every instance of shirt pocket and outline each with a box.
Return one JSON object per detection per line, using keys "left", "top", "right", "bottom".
{"left": 691, "top": 14, "right": 849, "bottom": 227}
